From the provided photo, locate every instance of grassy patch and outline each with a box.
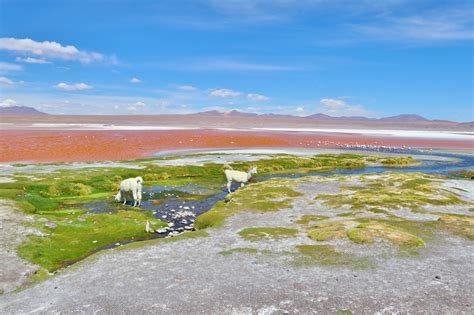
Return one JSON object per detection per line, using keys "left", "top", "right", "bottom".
{"left": 308, "top": 219, "right": 425, "bottom": 248}
{"left": 448, "top": 169, "right": 474, "bottom": 179}
{"left": 317, "top": 173, "right": 466, "bottom": 212}
{"left": 195, "top": 179, "right": 303, "bottom": 229}
{"left": 18, "top": 211, "right": 167, "bottom": 271}
{"left": 30, "top": 268, "right": 50, "bottom": 283}
{"left": 295, "top": 214, "right": 329, "bottom": 224}
{"left": 438, "top": 215, "right": 474, "bottom": 240}
{"left": 379, "top": 156, "right": 416, "bottom": 166}
{"left": 347, "top": 222, "right": 425, "bottom": 247}
{"left": 292, "top": 245, "right": 373, "bottom": 269}
{"left": 238, "top": 227, "right": 299, "bottom": 241}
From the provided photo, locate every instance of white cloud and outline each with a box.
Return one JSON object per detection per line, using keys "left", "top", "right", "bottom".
{"left": 127, "top": 101, "right": 147, "bottom": 111}
{"left": 55, "top": 82, "right": 93, "bottom": 91}
{"left": 296, "top": 106, "right": 304, "bottom": 112}
{"left": 318, "top": 98, "right": 373, "bottom": 117}
{"left": 130, "top": 77, "right": 141, "bottom": 84}
{"left": 0, "top": 76, "right": 14, "bottom": 85}
{"left": 247, "top": 93, "right": 270, "bottom": 101}
{"left": 0, "top": 62, "right": 22, "bottom": 73}
{"left": 355, "top": 8, "right": 474, "bottom": 42}
{"left": 177, "top": 85, "right": 197, "bottom": 91}
{"left": 0, "top": 38, "right": 114, "bottom": 64}
{"left": 209, "top": 88, "right": 241, "bottom": 98}
{"left": 0, "top": 98, "right": 17, "bottom": 107}
{"left": 15, "top": 56, "right": 50, "bottom": 64}
{"left": 320, "top": 98, "right": 346, "bottom": 107}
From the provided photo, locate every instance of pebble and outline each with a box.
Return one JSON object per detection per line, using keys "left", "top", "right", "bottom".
{"left": 156, "top": 228, "right": 168, "bottom": 234}
{"left": 45, "top": 222, "right": 57, "bottom": 229}
{"left": 92, "top": 240, "right": 98, "bottom": 243}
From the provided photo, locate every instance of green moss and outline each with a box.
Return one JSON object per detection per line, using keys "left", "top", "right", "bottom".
{"left": 379, "top": 156, "right": 415, "bottom": 166}
{"left": 228, "top": 153, "right": 369, "bottom": 176}
{"left": 292, "top": 245, "right": 373, "bottom": 269}
{"left": 308, "top": 221, "right": 358, "bottom": 241}
{"left": 18, "top": 194, "right": 59, "bottom": 212}
{"left": 16, "top": 200, "right": 37, "bottom": 214}
{"left": 308, "top": 219, "right": 425, "bottom": 247}
{"left": 18, "top": 211, "right": 167, "bottom": 271}
{"left": 238, "top": 227, "right": 299, "bottom": 241}
{"left": 219, "top": 247, "right": 258, "bottom": 256}
{"left": 195, "top": 179, "right": 303, "bottom": 229}
{"left": 337, "top": 212, "right": 356, "bottom": 217}
{"left": 0, "top": 188, "right": 23, "bottom": 199}
{"left": 295, "top": 214, "right": 329, "bottom": 224}
{"left": 316, "top": 173, "right": 465, "bottom": 213}
{"left": 30, "top": 268, "right": 50, "bottom": 283}
{"left": 448, "top": 169, "right": 474, "bottom": 179}
{"left": 337, "top": 310, "right": 353, "bottom": 315}
{"left": 347, "top": 222, "right": 425, "bottom": 247}
{"left": 437, "top": 215, "right": 474, "bottom": 240}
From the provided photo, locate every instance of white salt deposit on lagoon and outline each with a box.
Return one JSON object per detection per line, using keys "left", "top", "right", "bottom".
{"left": 250, "top": 127, "right": 474, "bottom": 140}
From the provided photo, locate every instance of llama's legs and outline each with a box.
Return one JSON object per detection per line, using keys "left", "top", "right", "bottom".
{"left": 227, "top": 181, "right": 232, "bottom": 193}
{"left": 132, "top": 191, "right": 138, "bottom": 207}
{"left": 241, "top": 183, "right": 245, "bottom": 188}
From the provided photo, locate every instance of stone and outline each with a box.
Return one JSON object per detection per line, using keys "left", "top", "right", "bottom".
{"left": 44, "top": 222, "right": 57, "bottom": 229}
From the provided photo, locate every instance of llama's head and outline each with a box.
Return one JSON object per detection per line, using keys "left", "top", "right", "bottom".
{"left": 249, "top": 166, "right": 258, "bottom": 175}
{"left": 136, "top": 176, "right": 144, "bottom": 184}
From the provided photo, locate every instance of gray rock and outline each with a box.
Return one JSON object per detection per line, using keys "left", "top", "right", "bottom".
{"left": 44, "top": 222, "right": 57, "bottom": 229}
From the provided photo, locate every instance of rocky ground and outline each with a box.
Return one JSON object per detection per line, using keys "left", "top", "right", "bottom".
{"left": 1, "top": 172, "right": 473, "bottom": 314}
{"left": 0, "top": 200, "right": 40, "bottom": 294}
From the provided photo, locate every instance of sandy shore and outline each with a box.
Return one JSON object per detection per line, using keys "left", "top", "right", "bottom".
{"left": 1, "top": 129, "right": 472, "bottom": 163}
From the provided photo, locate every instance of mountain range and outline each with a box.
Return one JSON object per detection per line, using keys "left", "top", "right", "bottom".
{"left": 194, "top": 110, "right": 455, "bottom": 123}
{"left": 1, "top": 107, "right": 472, "bottom": 130}
{"left": 0, "top": 105, "right": 48, "bottom": 116}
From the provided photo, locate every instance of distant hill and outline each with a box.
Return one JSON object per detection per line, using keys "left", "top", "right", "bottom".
{"left": 196, "top": 110, "right": 436, "bottom": 123}
{"left": 195, "top": 110, "right": 259, "bottom": 117}
{"left": 306, "top": 113, "right": 371, "bottom": 121}
{"left": 379, "top": 114, "right": 428, "bottom": 122}
{"left": 0, "top": 106, "right": 48, "bottom": 116}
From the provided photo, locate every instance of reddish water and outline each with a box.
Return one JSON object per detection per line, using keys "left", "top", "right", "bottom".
{"left": 0, "top": 129, "right": 471, "bottom": 163}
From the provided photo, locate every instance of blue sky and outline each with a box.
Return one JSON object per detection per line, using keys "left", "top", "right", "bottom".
{"left": 0, "top": 0, "right": 472, "bottom": 121}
